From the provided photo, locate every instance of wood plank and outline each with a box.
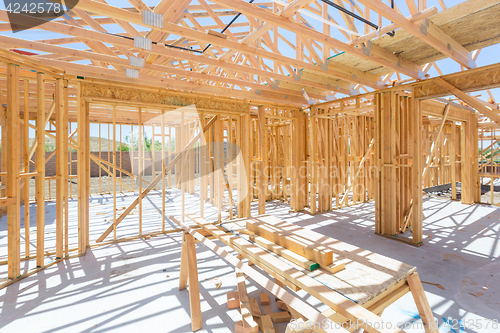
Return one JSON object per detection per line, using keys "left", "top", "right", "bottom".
{"left": 249, "top": 234, "right": 320, "bottom": 271}
{"left": 22, "top": 79, "right": 29, "bottom": 258}
{"left": 407, "top": 272, "right": 439, "bottom": 333}
{"left": 246, "top": 216, "right": 333, "bottom": 266}
{"left": 434, "top": 77, "right": 500, "bottom": 124}
{"left": 179, "top": 233, "right": 189, "bottom": 291}
{"left": 258, "top": 106, "right": 267, "bottom": 215}
{"left": 411, "top": 94, "right": 424, "bottom": 245}
{"left": 236, "top": 268, "right": 259, "bottom": 333}
{"left": 6, "top": 63, "right": 20, "bottom": 279}
{"left": 55, "top": 78, "right": 64, "bottom": 258}
{"left": 270, "top": 311, "right": 291, "bottom": 323}
{"left": 36, "top": 72, "right": 45, "bottom": 267}
{"left": 186, "top": 232, "right": 203, "bottom": 331}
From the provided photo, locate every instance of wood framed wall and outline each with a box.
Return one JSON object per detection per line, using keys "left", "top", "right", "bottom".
{"left": 250, "top": 105, "right": 302, "bottom": 215}
{"left": 310, "top": 100, "right": 376, "bottom": 214}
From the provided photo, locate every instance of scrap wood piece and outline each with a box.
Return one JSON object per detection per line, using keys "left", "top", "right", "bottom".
{"left": 228, "top": 291, "right": 240, "bottom": 309}
{"left": 169, "top": 216, "right": 349, "bottom": 333}
{"left": 96, "top": 116, "right": 217, "bottom": 242}
{"left": 236, "top": 268, "right": 259, "bottom": 333}
{"left": 421, "top": 281, "right": 446, "bottom": 290}
{"left": 250, "top": 234, "right": 320, "bottom": 271}
{"left": 246, "top": 217, "right": 334, "bottom": 266}
{"left": 276, "top": 300, "right": 288, "bottom": 311}
{"left": 183, "top": 213, "right": 405, "bottom": 333}
{"left": 238, "top": 228, "right": 256, "bottom": 236}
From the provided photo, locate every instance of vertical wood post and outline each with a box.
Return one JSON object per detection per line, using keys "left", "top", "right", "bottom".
{"left": 407, "top": 272, "right": 439, "bottom": 333}
{"left": 242, "top": 112, "right": 252, "bottom": 217}
{"left": 179, "top": 232, "right": 188, "bottom": 290}
{"left": 411, "top": 95, "right": 423, "bottom": 245}
{"left": 161, "top": 109, "right": 166, "bottom": 230}
{"left": 186, "top": 232, "right": 202, "bottom": 331}
{"left": 309, "top": 107, "right": 318, "bottom": 214}
{"left": 22, "top": 79, "right": 30, "bottom": 258}
{"left": 6, "top": 63, "right": 20, "bottom": 279}
{"left": 258, "top": 106, "right": 266, "bottom": 215}
{"left": 181, "top": 111, "right": 186, "bottom": 222}
{"left": 214, "top": 115, "right": 223, "bottom": 221}
{"left": 138, "top": 107, "right": 143, "bottom": 234}
{"left": 113, "top": 104, "right": 117, "bottom": 240}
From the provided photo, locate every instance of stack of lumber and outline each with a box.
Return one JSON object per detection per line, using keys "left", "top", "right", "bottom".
{"left": 181, "top": 214, "right": 420, "bottom": 329}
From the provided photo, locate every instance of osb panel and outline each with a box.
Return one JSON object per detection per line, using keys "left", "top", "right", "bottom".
{"left": 372, "top": 1, "right": 500, "bottom": 65}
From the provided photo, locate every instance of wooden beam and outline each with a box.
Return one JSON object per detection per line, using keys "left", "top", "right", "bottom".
{"left": 6, "top": 63, "right": 20, "bottom": 279}
{"left": 246, "top": 217, "right": 334, "bottom": 266}
{"left": 434, "top": 77, "right": 500, "bottom": 124}
{"left": 77, "top": 85, "right": 90, "bottom": 254}
{"left": 236, "top": 268, "right": 259, "bottom": 333}
{"left": 0, "top": 36, "right": 326, "bottom": 101}
{"left": 55, "top": 78, "right": 64, "bottom": 259}
{"left": 249, "top": 234, "right": 320, "bottom": 272}
{"left": 411, "top": 92, "right": 423, "bottom": 245}
{"left": 407, "top": 272, "right": 439, "bottom": 333}
{"left": 185, "top": 232, "right": 203, "bottom": 331}
{"left": 0, "top": 33, "right": 343, "bottom": 97}
{"left": 207, "top": 0, "right": 421, "bottom": 79}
